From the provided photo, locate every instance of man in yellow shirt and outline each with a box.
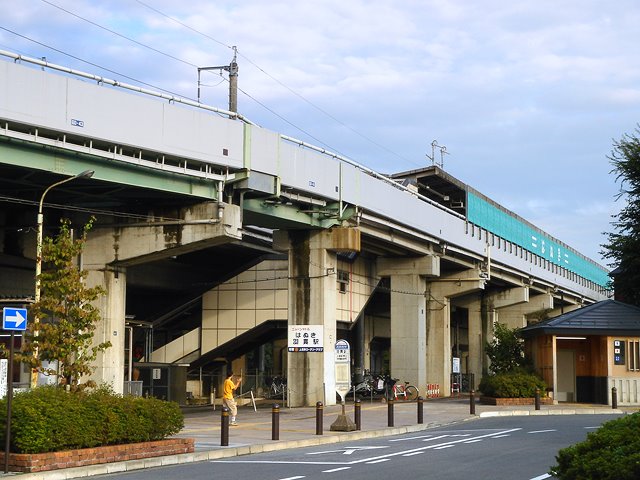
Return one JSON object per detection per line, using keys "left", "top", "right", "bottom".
{"left": 223, "top": 371, "right": 242, "bottom": 425}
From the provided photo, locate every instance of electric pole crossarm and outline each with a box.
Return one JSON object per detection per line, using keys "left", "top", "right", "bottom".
{"left": 197, "top": 46, "right": 238, "bottom": 114}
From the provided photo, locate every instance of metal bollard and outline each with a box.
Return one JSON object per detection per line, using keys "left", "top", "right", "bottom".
{"left": 354, "top": 399, "right": 361, "bottom": 430}
{"left": 315, "top": 401, "right": 323, "bottom": 435}
{"left": 272, "top": 404, "right": 280, "bottom": 440}
{"left": 612, "top": 387, "right": 618, "bottom": 409}
{"left": 534, "top": 388, "right": 541, "bottom": 411}
{"left": 220, "top": 406, "right": 229, "bottom": 446}
{"left": 417, "top": 396, "right": 424, "bottom": 424}
{"left": 470, "top": 389, "right": 476, "bottom": 415}
{"left": 387, "top": 399, "right": 394, "bottom": 427}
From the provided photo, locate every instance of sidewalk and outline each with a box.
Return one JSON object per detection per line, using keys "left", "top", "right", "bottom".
{"left": 17, "top": 397, "right": 632, "bottom": 480}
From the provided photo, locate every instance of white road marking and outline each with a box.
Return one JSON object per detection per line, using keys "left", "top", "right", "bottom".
{"left": 529, "top": 474, "right": 551, "bottom": 480}
{"left": 390, "top": 434, "right": 434, "bottom": 441}
{"left": 391, "top": 433, "right": 471, "bottom": 442}
{"left": 366, "top": 459, "right": 390, "bottom": 464}
{"left": 585, "top": 426, "right": 599, "bottom": 429}
{"left": 491, "top": 434, "right": 511, "bottom": 438}
{"left": 434, "top": 445, "right": 455, "bottom": 450}
{"left": 279, "top": 477, "right": 306, "bottom": 480}
{"left": 421, "top": 435, "right": 450, "bottom": 442}
{"left": 463, "top": 439, "right": 483, "bottom": 443}
{"left": 212, "top": 428, "right": 522, "bottom": 466}
{"left": 323, "top": 467, "right": 351, "bottom": 473}
{"left": 308, "top": 446, "right": 387, "bottom": 456}
{"left": 528, "top": 430, "right": 557, "bottom": 434}
{"left": 212, "top": 461, "right": 346, "bottom": 465}
{"left": 402, "top": 452, "right": 424, "bottom": 457}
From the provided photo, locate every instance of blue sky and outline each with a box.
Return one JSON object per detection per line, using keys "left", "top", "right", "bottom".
{"left": 2, "top": 0, "right": 639, "bottom": 266}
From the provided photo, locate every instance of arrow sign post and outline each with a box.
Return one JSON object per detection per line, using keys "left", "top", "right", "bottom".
{"left": 2, "top": 308, "right": 27, "bottom": 331}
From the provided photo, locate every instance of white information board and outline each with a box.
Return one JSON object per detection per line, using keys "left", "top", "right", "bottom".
{"left": 452, "top": 357, "right": 460, "bottom": 374}
{"left": 0, "top": 359, "right": 7, "bottom": 399}
{"left": 288, "top": 325, "right": 324, "bottom": 352}
{"left": 335, "top": 339, "right": 351, "bottom": 402}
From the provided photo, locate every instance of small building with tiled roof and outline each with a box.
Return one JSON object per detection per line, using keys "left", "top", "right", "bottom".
{"left": 521, "top": 299, "right": 640, "bottom": 406}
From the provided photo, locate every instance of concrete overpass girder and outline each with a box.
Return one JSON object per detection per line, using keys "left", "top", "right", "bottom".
{"left": 82, "top": 201, "right": 242, "bottom": 392}
{"left": 84, "top": 202, "right": 242, "bottom": 267}
{"left": 243, "top": 198, "right": 356, "bottom": 230}
{"left": 0, "top": 139, "right": 222, "bottom": 199}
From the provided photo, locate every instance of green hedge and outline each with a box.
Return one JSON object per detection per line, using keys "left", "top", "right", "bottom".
{"left": 0, "top": 386, "right": 184, "bottom": 454}
{"left": 479, "top": 371, "right": 546, "bottom": 398}
{"left": 551, "top": 412, "right": 640, "bottom": 480}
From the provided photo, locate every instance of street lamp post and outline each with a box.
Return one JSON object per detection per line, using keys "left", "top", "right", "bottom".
{"left": 30, "top": 169, "right": 95, "bottom": 389}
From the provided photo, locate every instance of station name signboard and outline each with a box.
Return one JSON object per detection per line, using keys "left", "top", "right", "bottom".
{"left": 288, "top": 325, "right": 324, "bottom": 352}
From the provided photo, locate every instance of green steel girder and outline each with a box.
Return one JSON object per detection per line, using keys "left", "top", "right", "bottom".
{"left": 0, "top": 138, "right": 220, "bottom": 199}
{"left": 243, "top": 198, "right": 357, "bottom": 229}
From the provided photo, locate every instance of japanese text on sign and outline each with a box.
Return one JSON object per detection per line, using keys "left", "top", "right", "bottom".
{"left": 288, "top": 325, "right": 324, "bottom": 352}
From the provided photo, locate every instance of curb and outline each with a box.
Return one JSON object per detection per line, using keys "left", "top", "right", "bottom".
{"left": 14, "top": 420, "right": 462, "bottom": 480}
{"left": 478, "top": 408, "right": 625, "bottom": 418}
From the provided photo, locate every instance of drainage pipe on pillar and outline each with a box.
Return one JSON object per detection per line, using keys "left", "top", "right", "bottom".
{"left": 353, "top": 314, "right": 365, "bottom": 384}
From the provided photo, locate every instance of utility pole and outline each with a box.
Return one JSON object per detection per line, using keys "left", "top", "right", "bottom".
{"left": 197, "top": 46, "right": 238, "bottom": 116}
{"left": 228, "top": 47, "right": 238, "bottom": 113}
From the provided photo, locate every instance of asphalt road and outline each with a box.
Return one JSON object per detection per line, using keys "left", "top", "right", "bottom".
{"left": 95, "top": 415, "right": 616, "bottom": 480}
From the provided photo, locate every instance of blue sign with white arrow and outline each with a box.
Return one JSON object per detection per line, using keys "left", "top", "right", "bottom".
{"left": 3, "top": 307, "right": 28, "bottom": 331}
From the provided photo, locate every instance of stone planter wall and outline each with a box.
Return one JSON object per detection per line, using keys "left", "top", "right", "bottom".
{"left": 0, "top": 438, "right": 194, "bottom": 473}
{"left": 480, "top": 396, "right": 554, "bottom": 406}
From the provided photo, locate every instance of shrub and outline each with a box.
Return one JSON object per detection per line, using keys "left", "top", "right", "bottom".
{"left": 551, "top": 412, "right": 640, "bottom": 480}
{"left": 0, "top": 386, "right": 183, "bottom": 454}
{"left": 485, "top": 323, "right": 528, "bottom": 374}
{"left": 479, "top": 371, "right": 546, "bottom": 398}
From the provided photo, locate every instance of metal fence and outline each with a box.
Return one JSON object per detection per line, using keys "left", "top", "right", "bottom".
{"left": 185, "top": 371, "right": 288, "bottom": 405}
{"left": 450, "top": 373, "right": 475, "bottom": 393}
{"left": 123, "top": 381, "right": 143, "bottom": 397}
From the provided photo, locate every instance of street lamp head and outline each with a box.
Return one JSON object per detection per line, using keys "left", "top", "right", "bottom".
{"left": 75, "top": 170, "right": 94, "bottom": 179}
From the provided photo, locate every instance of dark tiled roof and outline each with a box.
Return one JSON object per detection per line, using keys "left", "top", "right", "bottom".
{"left": 521, "top": 300, "right": 640, "bottom": 336}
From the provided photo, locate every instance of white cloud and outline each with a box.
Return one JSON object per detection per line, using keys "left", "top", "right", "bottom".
{"left": 1, "top": 0, "right": 638, "bottom": 263}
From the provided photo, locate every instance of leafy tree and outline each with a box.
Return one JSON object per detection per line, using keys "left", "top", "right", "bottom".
{"left": 602, "top": 127, "right": 640, "bottom": 305}
{"left": 484, "top": 323, "right": 526, "bottom": 374}
{"left": 18, "top": 218, "right": 111, "bottom": 389}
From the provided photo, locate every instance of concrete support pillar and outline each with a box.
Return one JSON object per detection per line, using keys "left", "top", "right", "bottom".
{"left": 391, "top": 274, "right": 427, "bottom": 390}
{"left": 480, "top": 286, "right": 530, "bottom": 375}
{"left": 86, "top": 268, "right": 126, "bottom": 389}
{"left": 378, "top": 256, "right": 439, "bottom": 395}
{"left": 456, "top": 294, "right": 483, "bottom": 380}
{"left": 274, "top": 227, "right": 360, "bottom": 407}
{"left": 426, "top": 268, "right": 486, "bottom": 395}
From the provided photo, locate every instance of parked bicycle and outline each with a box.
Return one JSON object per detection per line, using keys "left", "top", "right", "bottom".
{"left": 390, "top": 378, "right": 419, "bottom": 401}
{"left": 351, "top": 370, "right": 387, "bottom": 397}
{"left": 264, "top": 376, "right": 287, "bottom": 399}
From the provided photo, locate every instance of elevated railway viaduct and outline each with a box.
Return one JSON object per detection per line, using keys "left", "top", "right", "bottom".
{"left": 0, "top": 51, "right": 609, "bottom": 405}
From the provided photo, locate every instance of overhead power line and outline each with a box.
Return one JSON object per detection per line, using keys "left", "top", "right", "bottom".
{"left": 40, "top": 0, "right": 197, "bottom": 69}
{"left": 0, "top": 27, "right": 193, "bottom": 101}
{"left": 133, "top": 0, "right": 421, "bottom": 168}
{"left": 26, "top": 0, "right": 422, "bottom": 169}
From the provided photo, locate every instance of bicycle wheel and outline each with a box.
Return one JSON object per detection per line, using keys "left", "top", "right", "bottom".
{"left": 405, "top": 385, "right": 419, "bottom": 401}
